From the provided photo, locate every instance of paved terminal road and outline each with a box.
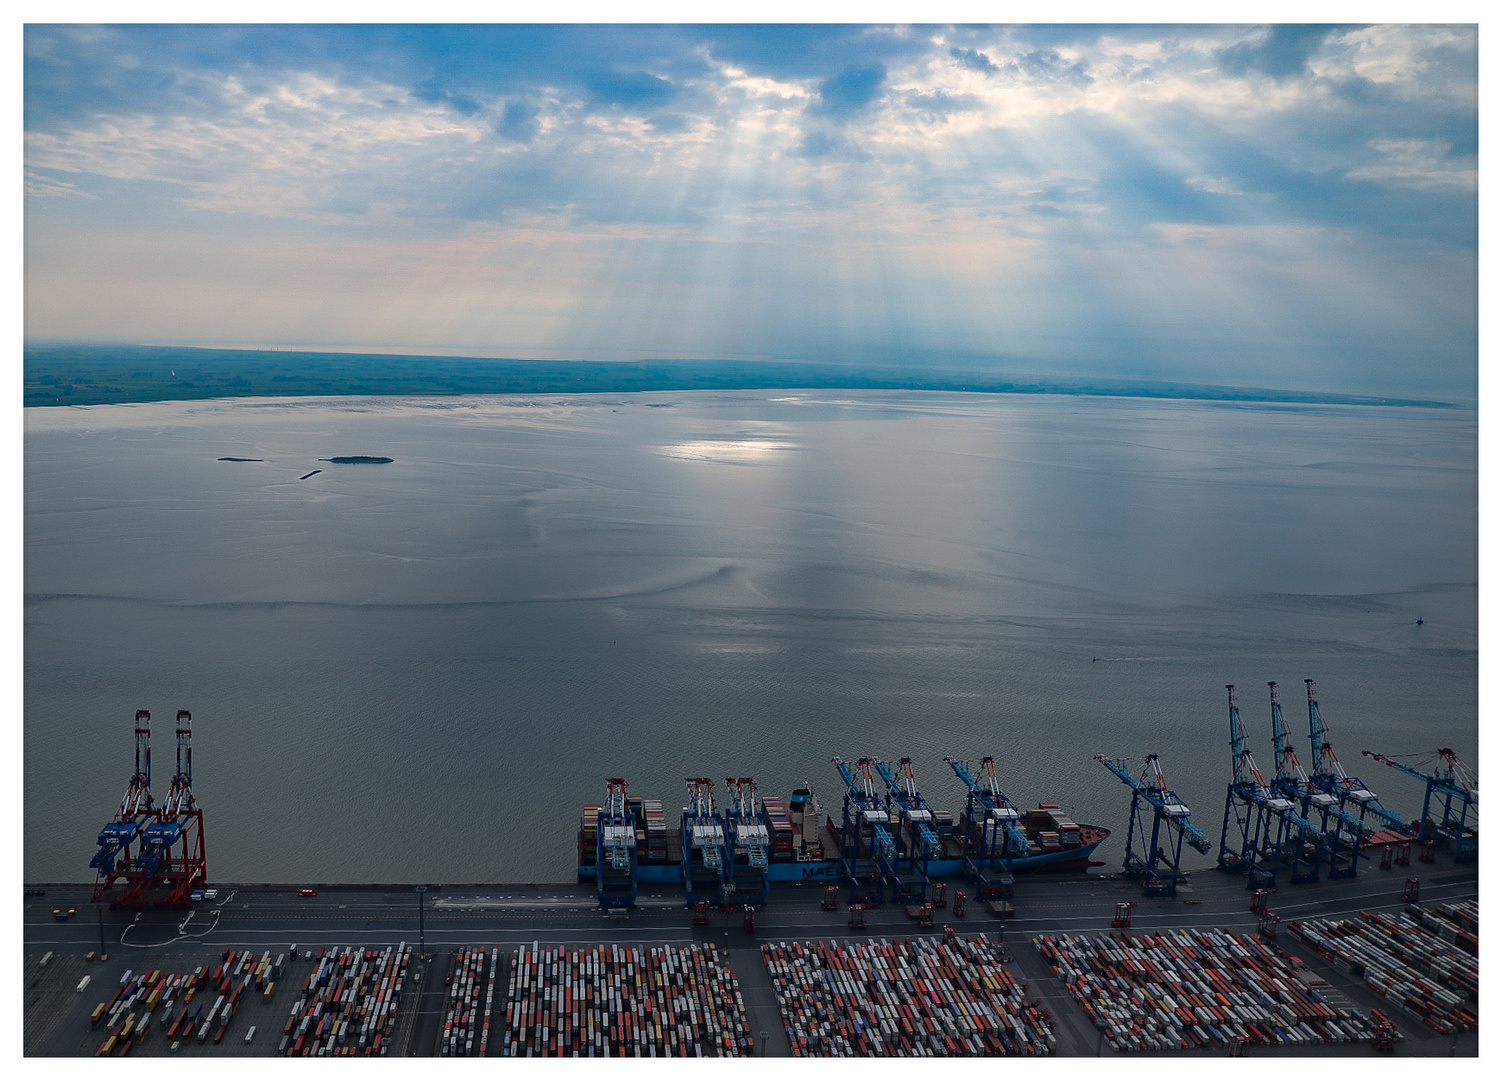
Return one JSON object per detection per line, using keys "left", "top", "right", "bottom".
{"left": 23, "top": 863, "right": 1479, "bottom": 1057}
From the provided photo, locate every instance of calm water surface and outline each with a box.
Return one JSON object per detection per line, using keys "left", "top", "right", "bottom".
{"left": 24, "top": 391, "right": 1477, "bottom": 883}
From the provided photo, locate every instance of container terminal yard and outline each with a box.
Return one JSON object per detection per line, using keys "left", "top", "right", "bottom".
{"left": 23, "top": 682, "right": 1478, "bottom": 1057}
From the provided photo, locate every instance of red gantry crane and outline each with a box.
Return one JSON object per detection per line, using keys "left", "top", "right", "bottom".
{"left": 128, "top": 710, "right": 208, "bottom": 909}
{"left": 90, "top": 711, "right": 157, "bottom": 904}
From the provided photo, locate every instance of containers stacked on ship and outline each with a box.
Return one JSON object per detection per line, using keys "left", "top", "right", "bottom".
{"left": 760, "top": 796, "right": 796, "bottom": 863}
{"left": 577, "top": 804, "right": 601, "bottom": 880}
{"left": 832, "top": 758, "right": 897, "bottom": 905}
{"left": 681, "top": 778, "right": 725, "bottom": 907}
{"left": 947, "top": 756, "right": 1032, "bottom": 900}
{"left": 1022, "top": 806, "right": 1093, "bottom": 859}
{"left": 629, "top": 797, "right": 670, "bottom": 867}
{"left": 596, "top": 779, "right": 638, "bottom": 911}
{"left": 721, "top": 778, "right": 769, "bottom": 908}
{"left": 873, "top": 758, "right": 940, "bottom": 903}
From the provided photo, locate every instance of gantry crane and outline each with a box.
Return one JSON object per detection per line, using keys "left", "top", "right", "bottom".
{"left": 1097, "top": 753, "right": 1211, "bottom": 896}
{"left": 947, "top": 756, "right": 1035, "bottom": 900}
{"left": 596, "top": 778, "right": 638, "bottom": 911}
{"left": 832, "top": 757, "right": 897, "bottom": 905}
{"left": 1269, "top": 683, "right": 1367, "bottom": 878}
{"left": 125, "top": 710, "right": 208, "bottom": 909}
{"left": 91, "top": 711, "right": 156, "bottom": 904}
{"left": 722, "top": 777, "right": 769, "bottom": 908}
{"left": 873, "top": 758, "right": 940, "bottom": 903}
{"left": 1362, "top": 748, "right": 1477, "bottom": 861}
{"left": 1305, "top": 680, "right": 1411, "bottom": 837}
{"left": 681, "top": 778, "right": 724, "bottom": 907}
{"left": 1218, "top": 685, "right": 1324, "bottom": 888}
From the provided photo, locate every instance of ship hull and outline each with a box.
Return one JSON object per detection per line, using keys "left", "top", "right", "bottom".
{"left": 578, "top": 837, "right": 1105, "bottom": 883}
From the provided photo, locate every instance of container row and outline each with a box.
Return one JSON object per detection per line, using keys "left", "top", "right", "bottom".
{"left": 762, "top": 934, "right": 1055, "bottom": 1057}
{"left": 277, "top": 942, "right": 412, "bottom": 1056}
{"left": 1036, "top": 928, "right": 1390, "bottom": 1053}
{"left": 500, "top": 942, "right": 753, "bottom": 1056}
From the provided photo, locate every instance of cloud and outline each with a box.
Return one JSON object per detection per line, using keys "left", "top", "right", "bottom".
{"left": 24, "top": 169, "right": 93, "bottom": 198}
{"left": 20, "top": 24, "right": 1478, "bottom": 398}
{"left": 811, "top": 63, "right": 886, "bottom": 119}
{"left": 1217, "top": 25, "right": 1337, "bottom": 79}
{"left": 1000, "top": 49, "right": 1094, "bottom": 87}
{"left": 411, "top": 82, "right": 482, "bottom": 116}
{"left": 950, "top": 47, "right": 998, "bottom": 75}
{"left": 1345, "top": 138, "right": 1477, "bottom": 192}
{"left": 496, "top": 99, "right": 540, "bottom": 143}
{"left": 583, "top": 70, "right": 678, "bottom": 110}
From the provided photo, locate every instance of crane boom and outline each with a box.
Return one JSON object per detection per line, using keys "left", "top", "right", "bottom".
{"left": 1269, "top": 683, "right": 1367, "bottom": 838}
{"left": 832, "top": 758, "right": 896, "bottom": 858}
{"left": 946, "top": 756, "right": 1034, "bottom": 853}
{"left": 1304, "top": 680, "right": 1409, "bottom": 831}
{"left": 1228, "top": 685, "right": 1324, "bottom": 843}
{"left": 1097, "top": 753, "right": 1211, "bottom": 853}
{"left": 1363, "top": 749, "right": 1478, "bottom": 802}
{"left": 874, "top": 758, "right": 941, "bottom": 859}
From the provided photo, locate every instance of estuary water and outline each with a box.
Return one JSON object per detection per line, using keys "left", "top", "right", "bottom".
{"left": 24, "top": 391, "right": 1477, "bottom": 883}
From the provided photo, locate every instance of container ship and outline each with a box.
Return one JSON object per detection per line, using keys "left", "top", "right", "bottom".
{"left": 577, "top": 760, "right": 1108, "bottom": 895}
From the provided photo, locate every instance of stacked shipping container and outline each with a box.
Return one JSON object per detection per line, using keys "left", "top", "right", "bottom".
{"left": 501, "top": 942, "right": 753, "bottom": 1056}
{"left": 762, "top": 935, "right": 1056, "bottom": 1057}
{"left": 1037, "top": 929, "right": 1385, "bottom": 1052}
{"left": 1288, "top": 903, "right": 1478, "bottom": 1035}
{"left": 761, "top": 797, "right": 796, "bottom": 860}
{"left": 278, "top": 943, "right": 412, "bottom": 1056}
{"left": 440, "top": 945, "right": 501, "bottom": 1056}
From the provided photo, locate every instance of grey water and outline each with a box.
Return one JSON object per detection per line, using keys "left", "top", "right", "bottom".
{"left": 24, "top": 390, "right": 1476, "bottom": 884}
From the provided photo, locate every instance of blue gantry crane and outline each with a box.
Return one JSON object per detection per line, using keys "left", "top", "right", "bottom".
{"left": 681, "top": 777, "right": 724, "bottom": 907}
{"left": 1096, "top": 753, "right": 1211, "bottom": 897}
{"left": 1362, "top": 748, "right": 1477, "bottom": 862}
{"left": 596, "top": 778, "right": 638, "bottom": 911}
{"left": 946, "top": 756, "right": 1035, "bottom": 900}
{"left": 722, "top": 777, "right": 770, "bottom": 908}
{"left": 1305, "top": 679, "right": 1411, "bottom": 838}
{"left": 1218, "top": 685, "right": 1325, "bottom": 888}
{"left": 873, "top": 757, "right": 940, "bottom": 903}
{"left": 832, "top": 757, "right": 897, "bottom": 905}
{"left": 91, "top": 711, "right": 156, "bottom": 903}
{"left": 1268, "top": 682, "right": 1367, "bottom": 879}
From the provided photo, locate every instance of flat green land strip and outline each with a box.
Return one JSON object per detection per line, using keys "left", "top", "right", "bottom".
{"left": 23, "top": 344, "right": 1453, "bottom": 409}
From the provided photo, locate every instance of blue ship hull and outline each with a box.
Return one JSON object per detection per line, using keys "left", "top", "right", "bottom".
{"left": 578, "top": 837, "right": 1103, "bottom": 883}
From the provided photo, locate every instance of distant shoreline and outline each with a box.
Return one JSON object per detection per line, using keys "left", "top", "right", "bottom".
{"left": 23, "top": 343, "right": 1462, "bottom": 410}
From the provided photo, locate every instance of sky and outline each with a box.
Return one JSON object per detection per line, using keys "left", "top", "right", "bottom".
{"left": 22, "top": 21, "right": 1480, "bottom": 398}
